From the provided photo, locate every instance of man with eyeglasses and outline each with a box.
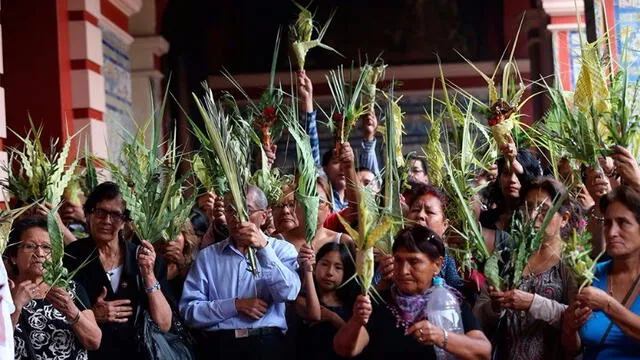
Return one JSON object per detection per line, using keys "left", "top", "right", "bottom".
{"left": 180, "top": 185, "right": 300, "bottom": 360}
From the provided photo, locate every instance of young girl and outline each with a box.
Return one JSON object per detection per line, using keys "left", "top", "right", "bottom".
{"left": 295, "top": 242, "right": 358, "bottom": 360}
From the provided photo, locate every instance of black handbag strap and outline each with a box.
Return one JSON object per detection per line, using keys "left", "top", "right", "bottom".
{"left": 18, "top": 312, "right": 37, "bottom": 359}
{"left": 598, "top": 271, "right": 640, "bottom": 346}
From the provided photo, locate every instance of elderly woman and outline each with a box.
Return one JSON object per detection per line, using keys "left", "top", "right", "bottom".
{"left": 7, "top": 217, "right": 101, "bottom": 359}
{"left": 474, "top": 177, "right": 576, "bottom": 360}
{"left": 277, "top": 177, "right": 352, "bottom": 252}
{"left": 399, "top": 183, "right": 466, "bottom": 292}
{"left": 562, "top": 185, "right": 640, "bottom": 359}
{"left": 334, "top": 226, "right": 491, "bottom": 359}
{"left": 63, "top": 182, "right": 172, "bottom": 359}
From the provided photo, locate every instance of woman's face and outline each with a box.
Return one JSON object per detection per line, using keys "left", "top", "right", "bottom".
{"left": 393, "top": 247, "right": 442, "bottom": 295}
{"left": 406, "top": 194, "right": 449, "bottom": 237}
{"left": 317, "top": 184, "right": 332, "bottom": 226}
{"left": 408, "top": 159, "right": 429, "bottom": 184}
{"left": 499, "top": 167, "right": 521, "bottom": 199}
{"left": 272, "top": 191, "right": 299, "bottom": 234}
{"left": 523, "top": 188, "right": 568, "bottom": 240}
{"left": 604, "top": 201, "right": 640, "bottom": 258}
{"left": 87, "top": 198, "right": 127, "bottom": 244}
{"left": 13, "top": 227, "right": 51, "bottom": 278}
{"left": 314, "top": 250, "right": 345, "bottom": 292}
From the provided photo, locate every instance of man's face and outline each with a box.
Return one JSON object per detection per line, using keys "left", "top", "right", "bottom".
{"left": 224, "top": 193, "right": 267, "bottom": 236}
{"left": 358, "top": 170, "right": 380, "bottom": 194}
{"left": 324, "top": 157, "right": 345, "bottom": 191}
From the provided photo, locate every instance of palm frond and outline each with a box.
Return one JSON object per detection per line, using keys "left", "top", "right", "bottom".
{"left": 189, "top": 84, "right": 259, "bottom": 275}
{"left": 289, "top": 1, "right": 343, "bottom": 70}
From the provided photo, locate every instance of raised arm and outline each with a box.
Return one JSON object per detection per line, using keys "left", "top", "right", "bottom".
{"left": 338, "top": 142, "right": 359, "bottom": 224}
{"left": 359, "top": 110, "right": 380, "bottom": 176}
{"left": 298, "top": 70, "right": 320, "bottom": 166}
{"left": 333, "top": 295, "right": 371, "bottom": 357}
{"left": 294, "top": 244, "right": 321, "bottom": 321}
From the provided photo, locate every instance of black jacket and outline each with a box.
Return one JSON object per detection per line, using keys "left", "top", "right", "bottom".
{"left": 64, "top": 237, "right": 172, "bottom": 360}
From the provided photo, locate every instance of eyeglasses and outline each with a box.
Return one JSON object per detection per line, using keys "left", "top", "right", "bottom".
{"left": 19, "top": 242, "right": 52, "bottom": 254}
{"left": 224, "top": 206, "right": 265, "bottom": 217}
{"left": 92, "top": 208, "right": 128, "bottom": 223}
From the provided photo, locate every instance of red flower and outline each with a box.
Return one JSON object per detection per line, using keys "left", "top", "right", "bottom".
{"left": 332, "top": 113, "right": 344, "bottom": 122}
{"left": 262, "top": 106, "right": 277, "bottom": 124}
{"left": 488, "top": 115, "right": 503, "bottom": 127}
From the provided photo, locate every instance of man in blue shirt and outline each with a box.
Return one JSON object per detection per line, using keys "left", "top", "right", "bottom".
{"left": 179, "top": 185, "right": 301, "bottom": 359}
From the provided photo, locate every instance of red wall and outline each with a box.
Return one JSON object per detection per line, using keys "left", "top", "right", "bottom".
{"left": 2, "top": 0, "right": 74, "bottom": 146}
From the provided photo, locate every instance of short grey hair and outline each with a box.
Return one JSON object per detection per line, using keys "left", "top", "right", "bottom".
{"left": 246, "top": 185, "right": 268, "bottom": 210}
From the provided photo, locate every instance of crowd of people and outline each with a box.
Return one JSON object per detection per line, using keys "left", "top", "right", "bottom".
{"left": 0, "top": 24, "right": 639, "bottom": 360}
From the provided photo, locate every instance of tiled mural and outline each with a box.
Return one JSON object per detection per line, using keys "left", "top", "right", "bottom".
{"left": 102, "top": 27, "right": 135, "bottom": 162}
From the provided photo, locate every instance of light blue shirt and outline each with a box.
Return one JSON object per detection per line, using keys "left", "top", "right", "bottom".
{"left": 179, "top": 235, "right": 301, "bottom": 332}
{"left": 360, "top": 138, "right": 380, "bottom": 176}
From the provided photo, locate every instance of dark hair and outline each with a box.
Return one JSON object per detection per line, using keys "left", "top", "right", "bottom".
{"left": 316, "top": 176, "right": 333, "bottom": 205}
{"left": 600, "top": 185, "right": 640, "bottom": 223}
{"left": 403, "top": 182, "right": 448, "bottom": 210}
{"left": 83, "top": 181, "right": 130, "bottom": 219}
{"left": 5, "top": 217, "right": 48, "bottom": 259}
{"left": 315, "top": 242, "right": 358, "bottom": 306}
{"left": 485, "top": 148, "right": 543, "bottom": 212}
{"left": 524, "top": 177, "right": 571, "bottom": 213}
{"left": 356, "top": 166, "right": 374, "bottom": 174}
{"left": 392, "top": 226, "right": 445, "bottom": 261}
{"left": 524, "top": 177, "right": 572, "bottom": 238}
{"left": 407, "top": 154, "right": 429, "bottom": 174}
{"left": 321, "top": 150, "right": 334, "bottom": 167}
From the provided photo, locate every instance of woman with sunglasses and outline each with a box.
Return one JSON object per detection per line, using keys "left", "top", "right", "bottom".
{"left": 64, "top": 182, "right": 172, "bottom": 360}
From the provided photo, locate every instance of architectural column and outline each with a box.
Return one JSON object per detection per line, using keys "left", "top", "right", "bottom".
{"left": 68, "top": 0, "right": 108, "bottom": 158}
{"left": 0, "top": 3, "right": 6, "bottom": 202}
{"left": 542, "top": 0, "right": 585, "bottom": 91}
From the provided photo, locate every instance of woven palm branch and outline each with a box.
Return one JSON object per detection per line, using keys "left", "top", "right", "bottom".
{"left": 43, "top": 206, "right": 92, "bottom": 290}
{"left": 378, "top": 91, "right": 406, "bottom": 168}
{"left": 222, "top": 30, "right": 286, "bottom": 149}
{"left": 540, "top": 81, "right": 603, "bottom": 168}
{"left": 105, "top": 89, "right": 195, "bottom": 245}
{"left": 362, "top": 58, "right": 387, "bottom": 110}
{"left": 325, "top": 65, "right": 370, "bottom": 147}
{"left": 190, "top": 84, "right": 259, "bottom": 275}
{"left": 0, "top": 203, "right": 31, "bottom": 254}
{"left": 3, "top": 118, "right": 82, "bottom": 207}
{"left": 601, "top": 60, "right": 640, "bottom": 156}
{"left": 289, "top": 1, "right": 343, "bottom": 70}
{"left": 493, "top": 192, "right": 568, "bottom": 290}
{"left": 338, "top": 186, "right": 394, "bottom": 295}
{"left": 563, "top": 229, "right": 603, "bottom": 292}
{"left": 423, "top": 81, "right": 447, "bottom": 188}
{"left": 454, "top": 17, "right": 532, "bottom": 151}
{"left": 377, "top": 86, "right": 404, "bottom": 254}
{"left": 424, "top": 65, "right": 496, "bottom": 274}
{"left": 280, "top": 86, "right": 318, "bottom": 245}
